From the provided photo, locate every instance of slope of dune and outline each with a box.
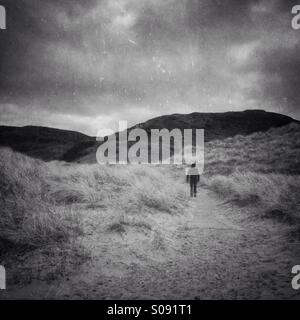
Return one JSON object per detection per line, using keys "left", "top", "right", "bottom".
{"left": 205, "top": 122, "right": 300, "bottom": 175}
{"left": 202, "top": 122, "right": 300, "bottom": 224}
{"left": 1, "top": 114, "right": 300, "bottom": 299}
{"left": 1, "top": 147, "right": 299, "bottom": 299}
{"left": 0, "top": 125, "right": 93, "bottom": 161}
{"left": 135, "top": 109, "right": 297, "bottom": 141}
{"left": 0, "top": 147, "right": 188, "bottom": 260}
{"left": 1, "top": 110, "right": 297, "bottom": 162}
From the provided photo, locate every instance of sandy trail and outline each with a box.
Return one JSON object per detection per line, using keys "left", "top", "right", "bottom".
{"left": 2, "top": 188, "right": 300, "bottom": 299}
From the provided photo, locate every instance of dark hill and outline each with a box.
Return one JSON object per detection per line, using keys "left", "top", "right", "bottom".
{"left": 134, "top": 110, "right": 296, "bottom": 141}
{"left": 71, "top": 110, "right": 298, "bottom": 163}
{"left": 0, "top": 110, "right": 298, "bottom": 162}
{"left": 0, "top": 125, "right": 93, "bottom": 161}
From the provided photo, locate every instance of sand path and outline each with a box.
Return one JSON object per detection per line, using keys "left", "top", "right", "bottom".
{"left": 2, "top": 188, "right": 299, "bottom": 299}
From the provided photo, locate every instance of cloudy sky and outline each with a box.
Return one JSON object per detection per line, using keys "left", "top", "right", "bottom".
{"left": 0, "top": 0, "right": 299, "bottom": 135}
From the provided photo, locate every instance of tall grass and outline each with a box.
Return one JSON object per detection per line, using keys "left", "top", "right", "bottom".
{"left": 203, "top": 123, "right": 300, "bottom": 224}
{"left": 204, "top": 123, "right": 300, "bottom": 176}
{"left": 46, "top": 162, "right": 187, "bottom": 214}
{"left": 206, "top": 172, "right": 300, "bottom": 223}
{"left": 0, "top": 148, "right": 81, "bottom": 249}
{"left": 0, "top": 147, "right": 188, "bottom": 253}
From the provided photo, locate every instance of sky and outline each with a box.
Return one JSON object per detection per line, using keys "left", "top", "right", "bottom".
{"left": 0, "top": 0, "right": 299, "bottom": 136}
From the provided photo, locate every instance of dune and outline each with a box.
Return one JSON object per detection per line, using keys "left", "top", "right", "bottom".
{"left": 1, "top": 122, "right": 300, "bottom": 299}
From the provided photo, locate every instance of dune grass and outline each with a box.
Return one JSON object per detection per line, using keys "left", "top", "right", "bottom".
{"left": 0, "top": 147, "right": 188, "bottom": 254}
{"left": 202, "top": 123, "right": 300, "bottom": 224}
{"left": 205, "top": 172, "right": 300, "bottom": 223}
{"left": 0, "top": 148, "right": 82, "bottom": 249}
{"left": 2, "top": 122, "right": 298, "bottom": 251}
{"left": 204, "top": 123, "right": 300, "bottom": 176}
{"left": 46, "top": 161, "right": 187, "bottom": 213}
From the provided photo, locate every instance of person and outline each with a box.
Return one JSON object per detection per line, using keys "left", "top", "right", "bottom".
{"left": 186, "top": 163, "right": 200, "bottom": 197}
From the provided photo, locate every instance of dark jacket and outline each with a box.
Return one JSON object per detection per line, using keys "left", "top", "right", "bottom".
{"left": 186, "top": 167, "right": 200, "bottom": 183}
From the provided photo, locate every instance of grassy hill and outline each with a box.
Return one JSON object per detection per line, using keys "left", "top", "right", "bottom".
{"left": 203, "top": 122, "right": 300, "bottom": 224}
{"left": 1, "top": 121, "right": 299, "bottom": 251}
{"left": 0, "top": 125, "right": 94, "bottom": 161}
{"left": 205, "top": 122, "right": 300, "bottom": 176}
{"left": 1, "top": 110, "right": 297, "bottom": 163}
{"left": 134, "top": 109, "right": 296, "bottom": 141}
{"left": 1, "top": 122, "right": 300, "bottom": 297}
{"left": 66, "top": 110, "right": 298, "bottom": 163}
{"left": 0, "top": 147, "right": 187, "bottom": 258}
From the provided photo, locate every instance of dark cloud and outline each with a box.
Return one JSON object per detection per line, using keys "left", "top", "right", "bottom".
{"left": 0, "top": 0, "right": 299, "bottom": 135}
{"left": 254, "top": 43, "right": 300, "bottom": 112}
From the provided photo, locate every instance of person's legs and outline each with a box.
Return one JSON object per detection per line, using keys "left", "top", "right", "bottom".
{"left": 190, "top": 183, "right": 193, "bottom": 197}
{"left": 190, "top": 182, "right": 196, "bottom": 197}
{"left": 193, "top": 183, "right": 197, "bottom": 197}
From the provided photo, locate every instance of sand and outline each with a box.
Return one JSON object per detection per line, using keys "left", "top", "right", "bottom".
{"left": 1, "top": 188, "right": 299, "bottom": 300}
